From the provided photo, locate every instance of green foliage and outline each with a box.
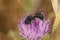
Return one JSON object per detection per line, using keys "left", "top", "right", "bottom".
{"left": 23, "top": 0, "right": 31, "bottom": 12}
{"left": 18, "top": 36, "right": 25, "bottom": 40}
{"left": 42, "top": 34, "right": 50, "bottom": 40}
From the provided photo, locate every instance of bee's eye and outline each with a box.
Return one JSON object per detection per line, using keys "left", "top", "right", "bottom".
{"left": 34, "top": 12, "right": 44, "bottom": 20}
{"left": 24, "top": 15, "right": 35, "bottom": 24}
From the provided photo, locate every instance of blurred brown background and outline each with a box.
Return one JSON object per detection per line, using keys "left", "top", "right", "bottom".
{"left": 0, "top": 0, "right": 60, "bottom": 40}
{"left": 0, "top": 0, "right": 22, "bottom": 40}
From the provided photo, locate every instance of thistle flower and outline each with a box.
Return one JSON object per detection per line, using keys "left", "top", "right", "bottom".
{"left": 18, "top": 15, "right": 51, "bottom": 40}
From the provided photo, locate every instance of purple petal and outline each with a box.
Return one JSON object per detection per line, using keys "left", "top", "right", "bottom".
{"left": 18, "top": 17, "right": 51, "bottom": 40}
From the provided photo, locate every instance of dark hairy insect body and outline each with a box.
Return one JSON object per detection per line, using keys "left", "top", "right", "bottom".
{"left": 24, "top": 12, "right": 44, "bottom": 24}
{"left": 34, "top": 12, "right": 44, "bottom": 20}
{"left": 24, "top": 15, "right": 35, "bottom": 24}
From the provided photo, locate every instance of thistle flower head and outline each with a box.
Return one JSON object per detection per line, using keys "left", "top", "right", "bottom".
{"left": 18, "top": 15, "right": 51, "bottom": 40}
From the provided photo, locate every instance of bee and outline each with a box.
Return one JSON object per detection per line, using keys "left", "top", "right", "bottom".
{"left": 34, "top": 12, "right": 44, "bottom": 20}
{"left": 24, "top": 12, "right": 44, "bottom": 24}
{"left": 24, "top": 15, "right": 35, "bottom": 24}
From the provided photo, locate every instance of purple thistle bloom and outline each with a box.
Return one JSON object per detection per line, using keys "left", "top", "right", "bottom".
{"left": 18, "top": 16, "right": 51, "bottom": 40}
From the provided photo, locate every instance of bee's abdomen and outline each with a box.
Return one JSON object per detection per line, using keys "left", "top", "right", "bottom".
{"left": 34, "top": 12, "right": 44, "bottom": 20}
